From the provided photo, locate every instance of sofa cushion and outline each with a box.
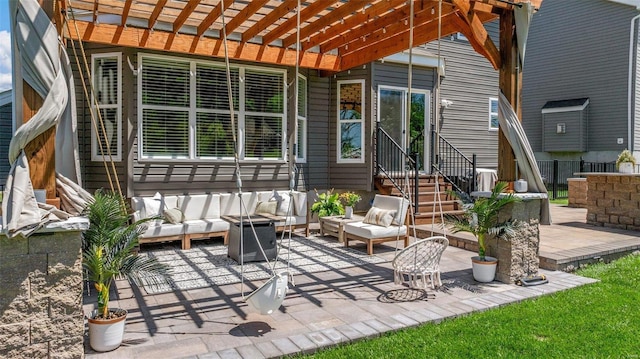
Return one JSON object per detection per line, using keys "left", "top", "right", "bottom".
{"left": 183, "top": 219, "right": 230, "bottom": 234}
{"left": 220, "top": 192, "right": 259, "bottom": 216}
{"left": 179, "top": 194, "right": 221, "bottom": 221}
{"left": 271, "top": 215, "right": 306, "bottom": 227}
{"left": 363, "top": 207, "right": 396, "bottom": 227}
{"left": 258, "top": 190, "right": 292, "bottom": 216}
{"left": 343, "top": 221, "right": 407, "bottom": 238}
{"left": 143, "top": 192, "right": 164, "bottom": 225}
{"left": 292, "top": 191, "right": 307, "bottom": 217}
{"left": 140, "top": 223, "right": 183, "bottom": 238}
{"left": 371, "top": 195, "right": 409, "bottom": 225}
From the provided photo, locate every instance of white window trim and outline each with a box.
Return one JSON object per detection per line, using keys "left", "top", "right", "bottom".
{"left": 91, "top": 52, "right": 122, "bottom": 162}
{"left": 489, "top": 97, "right": 499, "bottom": 131}
{"left": 337, "top": 79, "right": 365, "bottom": 164}
{"left": 137, "top": 53, "right": 287, "bottom": 162}
{"left": 296, "top": 74, "right": 308, "bottom": 163}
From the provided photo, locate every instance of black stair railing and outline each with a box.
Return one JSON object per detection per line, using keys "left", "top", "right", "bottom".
{"left": 375, "top": 123, "right": 419, "bottom": 209}
{"left": 431, "top": 131, "right": 476, "bottom": 194}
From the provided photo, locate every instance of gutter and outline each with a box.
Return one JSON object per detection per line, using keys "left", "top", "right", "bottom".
{"left": 628, "top": 13, "right": 640, "bottom": 151}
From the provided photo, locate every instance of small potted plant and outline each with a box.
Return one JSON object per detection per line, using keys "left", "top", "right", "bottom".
{"left": 83, "top": 190, "right": 168, "bottom": 352}
{"left": 616, "top": 149, "right": 636, "bottom": 174}
{"left": 339, "top": 191, "right": 361, "bottom": 219}
{"left": 447, "top": 182, "right": 522, "bottom": 282}
{"left": 310, "top": 189, "right": 344, "bottom": 218}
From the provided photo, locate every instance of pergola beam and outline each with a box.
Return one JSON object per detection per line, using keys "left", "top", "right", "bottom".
{"left": 451, "top": 0, "right": 501, "bottom": 69}
{"left": 261, "top": 0, "right": 335, "bottom": 46}
{"left": 66, "top": 19, "right": 341, "bottom": 71}
{"left": 281, "top": 0, "right": 367, "bottom": 49}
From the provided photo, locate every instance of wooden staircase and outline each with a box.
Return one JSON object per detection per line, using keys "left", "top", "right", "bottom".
{"left": 374, "top": 173, "right": 465, "bottom": 225}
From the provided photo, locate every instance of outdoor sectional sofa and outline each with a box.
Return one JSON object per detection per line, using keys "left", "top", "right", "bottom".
{"left": 131, "top": 190, "right": 309, "bottom": 250}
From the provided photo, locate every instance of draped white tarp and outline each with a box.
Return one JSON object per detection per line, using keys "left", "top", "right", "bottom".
{"left": 2, "top": 0, "right": 82, "bottom": 237}
{"left": 514, "top": 1, "right": 535, "bottom": 67}
{"left": 497, "top": 91, "right": 551, "bottom": 225}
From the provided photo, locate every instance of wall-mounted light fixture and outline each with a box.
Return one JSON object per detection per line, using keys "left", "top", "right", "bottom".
{"left": 441, "top": 99, "right": 453, "bottom": 109}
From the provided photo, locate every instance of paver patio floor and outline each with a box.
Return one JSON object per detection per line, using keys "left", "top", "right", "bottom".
{"left": 84, "top": 204, "right": 636, "bottom": 358}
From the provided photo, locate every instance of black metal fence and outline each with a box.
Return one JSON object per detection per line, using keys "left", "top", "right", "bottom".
{"left": 536, "top": 159, "right": 616, "bottom": 199}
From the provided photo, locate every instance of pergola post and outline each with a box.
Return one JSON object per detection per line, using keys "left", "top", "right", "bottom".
{"left": 498, "top": 9, "right": 520, "bottom": 182}
{"left": 17, "top": 0, "right": 58, "bottom": 205}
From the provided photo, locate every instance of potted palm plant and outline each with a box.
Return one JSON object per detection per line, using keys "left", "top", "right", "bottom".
{"left": 616, "top": 149, "right": 636, "bottom": 174}
{"left": 310, "top": 189, "right": 344, "bottom": 218}
{"left": 83, "top": 190, "right": 168, "bottom": 352}
{"left": 339, "top": 191, "right": 361, "bottom": 219}
{"left": 447, "top": 182, "right": 522, "bottom": 282}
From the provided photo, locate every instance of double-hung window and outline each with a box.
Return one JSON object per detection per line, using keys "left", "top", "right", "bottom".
{"left": 91, "top": 53, "right": 121, "bottom": 161}
{"left": 138, "top": 54, "right": 286, "bottom": 161}
{"left": 337, "top": 80, "right": 365, "bottom": 163}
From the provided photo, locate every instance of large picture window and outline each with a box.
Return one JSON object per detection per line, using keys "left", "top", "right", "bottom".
{"left": 337, "top": 80, "right": 364, "bottom": 163}
{"left": 91, "top": 53, "right": 121, "bottom": 161}
{"left": 138, "top": 54, "right": 286, "bottom": 161}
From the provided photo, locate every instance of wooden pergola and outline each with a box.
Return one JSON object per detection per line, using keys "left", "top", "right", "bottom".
{"left": 26, "top": 0, "right": 542, "bottom": 200}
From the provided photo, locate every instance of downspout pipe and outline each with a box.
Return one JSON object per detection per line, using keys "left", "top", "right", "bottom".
{"left": 628, "top": 13, "right": 640, "bottom": 152}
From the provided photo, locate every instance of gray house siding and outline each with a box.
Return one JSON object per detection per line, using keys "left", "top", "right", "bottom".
{"left": 0, "top": 91, "right": 11, "bottom": 188}
{"left": 328, "top": 67, "right": 372, "bottom": 191}
{"left": 304, "top": 71, "right": 331, "bottom": 191}
{"left": 523, "top": 0, "right": 639, "bottom": 161}
{"left": 423, "top": 22, "right": 501, "bottom": 169}
{"left": 68, "top": 43, "right": 128, "bottom": 195}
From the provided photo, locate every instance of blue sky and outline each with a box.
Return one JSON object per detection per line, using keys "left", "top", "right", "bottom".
{"left": 0, "top": 0, "right": 11, "bottom": 92}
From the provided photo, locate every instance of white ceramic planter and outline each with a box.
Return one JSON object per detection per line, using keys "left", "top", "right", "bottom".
{"left": 471, "top": 256, "right": 498, "bottom": 282}
{"left": 88, "top": 309, "right": 127, "bottom": 352}
{"left": 619, "top": 162, "right": 634, "bottom": 174}
{"left": 344, "top": 206, "right": 353, "bottom": 219}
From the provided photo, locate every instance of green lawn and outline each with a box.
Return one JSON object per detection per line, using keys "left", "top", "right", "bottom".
{"left": 304, "top": 254, "right": 640, "bottom": 358}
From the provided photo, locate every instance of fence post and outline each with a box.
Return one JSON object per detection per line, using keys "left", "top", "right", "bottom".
{"left": 580, "top": 157, "right": 585, "bottom": 173}
{"left": 553, "top": 159, "right": 559, "bottom": 200}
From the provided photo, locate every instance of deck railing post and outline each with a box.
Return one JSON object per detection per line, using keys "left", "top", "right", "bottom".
{"left": 553, "top": 159, "right": 559, "bottom": 200}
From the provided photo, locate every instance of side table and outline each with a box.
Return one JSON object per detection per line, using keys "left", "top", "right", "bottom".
{"left": 318, "top": 215, "right": 363, "bottom": 243}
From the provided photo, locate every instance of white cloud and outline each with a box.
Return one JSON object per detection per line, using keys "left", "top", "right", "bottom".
{"left": 0, "top": 30, "right": 12, "bottom": 92}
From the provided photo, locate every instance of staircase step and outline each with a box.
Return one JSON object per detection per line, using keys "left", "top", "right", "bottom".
{"left": 411, "top": 209, "right": 466, "bottom": 225}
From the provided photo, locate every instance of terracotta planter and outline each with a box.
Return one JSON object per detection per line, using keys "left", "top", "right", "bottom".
{"left": 87, "top": 308, "right": 127, "bottom": 352}
{"left": 471, "top": 256, "right": 498, "bottom": 282}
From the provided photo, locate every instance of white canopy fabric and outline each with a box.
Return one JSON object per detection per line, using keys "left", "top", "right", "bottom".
{"left": 514, "top": 1, "right": 535, "bottom": 68}
{"left": 497, "top": 91, "right": 551, "bottom": 225}
{"left": 2, "top": 0, "right": 82, "bottom": 238}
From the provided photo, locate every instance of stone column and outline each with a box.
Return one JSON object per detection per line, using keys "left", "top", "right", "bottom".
{"left": 0, "top": 218, "right": 88, "bottom": 358}
{"left": 485, "top": 196, "right": 543, "bottom": 284}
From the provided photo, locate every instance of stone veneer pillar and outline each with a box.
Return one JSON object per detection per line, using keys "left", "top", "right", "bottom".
{"left": 0, "top": 218, "right": 88, "bottom": 358}
{"left": 485, "top": 195, "right": 544, "bottom": 284}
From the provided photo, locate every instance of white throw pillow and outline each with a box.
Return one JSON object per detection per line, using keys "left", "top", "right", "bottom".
{"left": 363, "top": 207, "right": 397, "bottom": 227}
{"left": 143, "top": 192, "right": 164, "bottom": 225}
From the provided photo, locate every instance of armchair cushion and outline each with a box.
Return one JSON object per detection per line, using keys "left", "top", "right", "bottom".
{"left": 343, "top": 221, "right": 407, "bottom": 238}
